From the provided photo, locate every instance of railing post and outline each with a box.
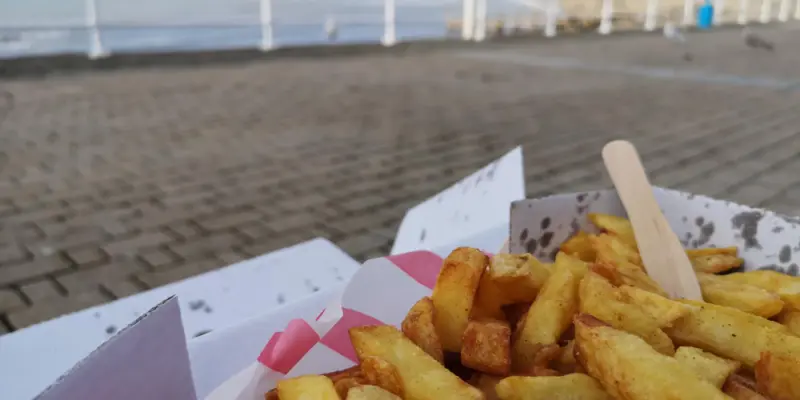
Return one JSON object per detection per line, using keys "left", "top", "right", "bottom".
{"left": 644, "top": 0, "right": 659, "bottom": 30}
{"left": 474, "top": 0, "right": 487, "bottom": 41}
{"left": 778, "top": 0, "right": 790, "bottom": 20}
{"left": 738, "top": 0, "right": 749, "bottom": 23}
{"left": 544, "top": 1, "right": 558, "bottom": 37}
{"left": 85, "top": 0, "right": 106, "bottom": 59}
{"left": 795, "top": 0, "right": 800, "bottom": 19}
{"left": 462, "top": 0, "right": 476, "bottom": 40}
{"left": 382, "top": 0, "right": 397, "bottom": 45}
{"left": 259, "top": 0, "right": 274, "bottom": 50}
{"left": 714, "top": 0, "right": 726, "bottom": 24}
{"left": 599, "top": 0, "right": 613, "bottom": 34}
{"left": 683, "top": 0, "right": 694, "bottom": 25}
{"left": 759, "top": 0, "right": 772, "bottom": 22}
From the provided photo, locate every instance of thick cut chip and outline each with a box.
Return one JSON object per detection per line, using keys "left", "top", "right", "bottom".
{"left": 347, "top": 385, "right": 402, "bottom": 400}
{"left": 579, "top": 271, "right": 674, "bottom": 355}
{"left": 349, "top": 325, "right": 484, "bottom": 400}
{"left": 776, "top": 310, "right": 800, "bottom": 336}
{"left": 722, "top": 270, "right": 800, "bottom": 311}
{"left": 665, "top": 300, "right": 799, "bottom": 367}
{"left": 697, "top": 273, "right": 784, "bottom": 318}
{"left": 555, "top": 340, "right": 583, "bottom": 374}
{"left": 495, "top": 374, "right": 611, "bottom": 400}
{"left": 588, "top": 213, "right": 637, "bottom": 248}
{"left": 461, "top": 319, "right": 511, "bottom": 375}
{"left": 473, "top": 253, "right": 550, "bottom": 319}
{"left": 591, "top": 233, "right": 642, "bottom": 267}
{"left": 686, "top": 247, "right": 739, "bottom": 258}
{"left": 673, "top": 346, "right": 741, "bottom": 388}
{"left": 336, "top": 377, "right": 367, "bottom": 399}
{"left": 513, "top": 260, "right": 581, "bottom": 371}
{"left": 277, "top": 375, "right": 340, "bottom": 400}
{"left": 755, "top": 351, "right": 800, "bottom": 400}
{"left": 554, "top": 252, "right": 590, "bottom": 278}
{"left": 591, "top": 237, "right": 667, "bottom": 296}
{"left": 361, "top": 356, "right": 404, "bottom": 397}
{"left": 573, "top": 314, "right": 730, "bottom": 400}
{"left": 616, "top": 285, "right": 687, "bottom": 328}
{"left": 689, "top": 253, "right": 744, "bottom": 274}
{"left": 402, "top": 297, "right": 444, "bottom": 363}
{"left": 560, "top": 231, "right": 596, "bottom": 262}
{"left": 432, "top": 247, "right": 487, "bottom": 352}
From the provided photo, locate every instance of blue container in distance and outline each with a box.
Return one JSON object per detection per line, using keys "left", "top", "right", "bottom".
{"left": 697, "top": 2, "right": 714, "bottom": 29}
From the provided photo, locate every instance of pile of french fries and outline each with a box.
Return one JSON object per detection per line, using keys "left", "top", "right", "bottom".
{"left": 268, "top": 213, "right": 800, "bottom": 400}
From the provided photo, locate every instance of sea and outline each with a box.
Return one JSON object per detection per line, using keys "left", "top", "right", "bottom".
{"left": 0, "top": 0, "right": 539, "bottom": 59}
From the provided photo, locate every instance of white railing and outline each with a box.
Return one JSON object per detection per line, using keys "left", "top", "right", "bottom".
{"left": 0, "top": 0, "right": 797, "bottom": 59}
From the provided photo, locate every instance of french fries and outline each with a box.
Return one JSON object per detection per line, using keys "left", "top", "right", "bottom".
{"left": 495, "top": 374, "right": 611, "bottom": 400}
{"left": 473, "top": 254, "right": 550, "bottom": 319}
{"left": 267, "top": 214, "right": 800, "bottom": 400}
{"left": 673, "top": 346, "right": 740, "bottom": 388}
{"left": 513, "top": 259, "right": 582, "bottom": 371}
{"left": 349, "top": 325, "right": 484, "bottom": 399}
{"left": 755, "top": 351, "right": 800, "bottom": 400}
{"left": 573, "top": 314, "right": 730, "bottom": 399}
{"left": 432, "top": 247, "right": 487, "bottom": 352}
{"left": 721, "top": 270, "right": 800, "bottom": 311}
{"left": 277, "top": 375, "right": 340, "bottom": 400}
{"left": 461, "top": 319, "right": 511, "bottom": 375}
{"left": 401, "top": 297, "right": 444, "bottom": 363}
{"left": 697, "top": 272, "right": 784, "bottom": 318}
{"left": 347, "top": 385, "right": 402, "bottom": 400}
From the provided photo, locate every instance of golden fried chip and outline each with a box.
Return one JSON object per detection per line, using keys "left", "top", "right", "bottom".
{"left": 555, "top": 340, "right": 582, "bottom": 374}
{"left": 722, "top": 270, "right": 800, "bottom": 311}
{"left": 349, "top": 325, "right": 483, "bottom": 400}
{"left": 697, "top": 273, "right": 784, "bottom": 318}
{"left": 346, "top": 385, "right": 402, "bottom": 400}
{"left": 461, "top": 319, "right": 511, "bottom": 376}
{"left": 776, "top": 310, "right": 800, "bottom": 336}
{"left": 592, "top": 233, "right": 642, "bottom": 267}
{"left": 673, "top": 346, "right": 741, "bottom": 388}
{"left": 616, "top": 285, "right": 687, "bottom": 328}
{"left": 686, "top": 247, "right": 739, "bottom": 258}
{"left": 690, "top": 254, "right": 744, "bottom": 274}
{"left": 560, "top": 231, "right": 596, "bottom": 262}
{"left": 591, "top": 236, "right": 667, "bottom": 296}
{"left": 402, "top": 297, "right": 444, "bottom": 363}
{"left": 495, "top": 374, "right": 611, "bottom": 400}
{"left": 665, "top": 300, "right": 798, "bottom": 367}
{"left": 277, "top": 375, "right": 339, "bottom": 400}
{"left": 513, "top": 261, "right": 581, "bottom": 371}
{"left": 574, "top": 314, "right": 730, "bottom": 400}
{"left": 579, "top": 271, "right": 675, "bottom": 355}
{"left": 473, "top": 253, "right": 550, "bottom": 319}
{"left": 432, "top": 247, "right": 487, "bottom": 352}
{"left": 755, "top": 351, "right": 800, "bottom": 400}
{"left": 361, "top": 356, "right": 404, "bottom": 397}
{"left": 336, "top": 377, "right": 367, "bottom": 399}
{"left": 588, "top": 213, "right": 637, "bottom": 248}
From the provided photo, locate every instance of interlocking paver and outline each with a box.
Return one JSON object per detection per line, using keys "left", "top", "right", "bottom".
{"left": 2, "top": 26, "right": 800, "bottom": 331}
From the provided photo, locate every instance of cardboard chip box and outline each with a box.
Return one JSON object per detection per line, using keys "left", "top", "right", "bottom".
{"left": 35, "top": 146, "right": 800, "bottom": 399}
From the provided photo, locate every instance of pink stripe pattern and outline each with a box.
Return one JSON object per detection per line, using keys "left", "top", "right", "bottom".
{"left": 258, "top": 319, "right": 320, "bottom": 374}
{"left": 320, "top": 308, "right": 385, "bottom": 363}
{"left": 385, "top": 251, "right": 443, "bottom": 289}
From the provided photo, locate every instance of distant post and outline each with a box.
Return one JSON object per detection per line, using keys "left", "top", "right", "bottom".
{"left": 474, "top": 0, "right": 487, "bottom": 41}
{"left": 599, "top": 0, "right": 613, "bottom": 34}
{"left": 759, "top": 0, "right": 772, "bottom": 22}
{"left": 382, "top": 0, "right": 397, "bottom": 46}
{"left": 738, "top": 0, "right": 749, "bottom": 23}
{"left": 462, "top": 0, "right": 476, "bottom": 40}
{"left": 644, "top": 0, "right": 659, "bottom": 31}
{"left": 544, "top": 1, "right": 558, "bottom": 37}
{"left": 683, "top": 0, "right": 694, "bottom": 25}
{"left": 778, "top": 0, "right": 790, "bottom": 20}
{"left": 260, "top": 0, "right": 274, "bottom": 50}
{"left": 795, "top": 0, "right": 800, "bottom": 19}
{"left": 85, "top": 0, "right": 106, "bottom": 59}
{"left": 713, "top": 0, "right": 725, "bottom": 24}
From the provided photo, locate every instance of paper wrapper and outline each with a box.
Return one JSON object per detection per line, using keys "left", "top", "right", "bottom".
{"left": 206, "top": 187, "right": 799, "bottom": 400}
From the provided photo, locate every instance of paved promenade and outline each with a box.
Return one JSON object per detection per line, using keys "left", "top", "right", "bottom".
{"left": 2, "top": 24, "right": 800, "bottom": 331}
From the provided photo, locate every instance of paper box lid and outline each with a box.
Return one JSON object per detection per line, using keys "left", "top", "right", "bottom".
{"left": 36, "top": 297, "right": 196, "bottom": 400}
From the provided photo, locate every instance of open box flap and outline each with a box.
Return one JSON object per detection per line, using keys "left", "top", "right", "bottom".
{"left": 391, "top": 146, "right": 524, "bottom": 255}
{"left": 36, "top": 297, "right": 196, "bottom": 400}
{"left": 509, "top": 187, "right": 800, "bottom": 274}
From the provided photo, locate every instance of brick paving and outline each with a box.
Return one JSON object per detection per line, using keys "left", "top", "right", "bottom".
{"left": 2, "top": 25, "right": 800, "bottom": 331}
